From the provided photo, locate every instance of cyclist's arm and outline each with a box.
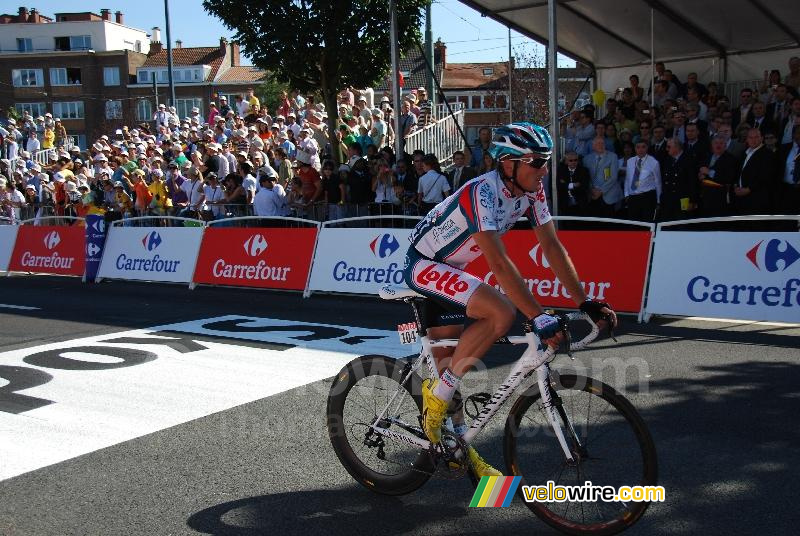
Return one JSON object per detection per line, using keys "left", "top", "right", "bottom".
{"left": 472, "top": 230, "right": 544, "bottom": 319}
{"left": 533, "top": 220, "right": 587, "bottom": 306}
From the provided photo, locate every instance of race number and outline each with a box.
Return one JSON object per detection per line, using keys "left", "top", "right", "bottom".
{"left": 397, "top": 322, "right": 418, "bottom": 345}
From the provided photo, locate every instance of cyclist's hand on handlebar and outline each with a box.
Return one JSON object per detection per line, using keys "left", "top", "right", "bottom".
{"left": 580, "top": 300, "right": 618, "bottom": 338}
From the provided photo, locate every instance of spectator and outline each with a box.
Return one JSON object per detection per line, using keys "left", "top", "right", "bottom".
{"left": 565, "top": 111, "right": 595, "bottom": 156}
{"left": 684, "top": 123, "right": 710, "bottom": 171}
{"left": 370, "top": 108, "right": 387, "bottom": 149}
{"left": 274, "top": 147, "right": 293, "bottom": 187}
{"left": 399, "top": 100, "right": 418, "bottom": 139}
{"left": 295, "top": 153, "right": 322, "bottom": 206}
{"left": 594, "top": 122, "right": 616, "bottom": 153}
{"left": 681, "top": 72, "right": 707, "bottom": 101}
{"left": 785, "top": 57, "right": 800, "bottom": 91}
{"left": 624, "top": 141, "right": 661, "bottom": 222}
{"left": 202, "top": 172, "right": 225, "bottom": 220}
{"left": 660, "top": 138, "right": 697, "bottom": 221}
{"left": 448, "top": 150, "right": 477, "bottom": 190}
{"left": 147, "top": 169, "right": 170, "bottom": 215}
{"left": 667, "top": 111, "right": 687, "bottom": 144}
{"left": 779, "top": 97, "right": 800, "bottom": 144}
{"left": 767, "top": 84, "right": 792, "bottom": 127}
{"left": 778, "top": 125, "right": 800, "bottom": 214}
{"left": 479, "top": 152, "right": 495, "bottom": 175}
{"left": 347, "top": 156, "right": 373, "bottom": 217}
{"left": 394, "top": 157, "right": 417, "bottom": 214}
{"left": 718, "top": 123, "right": 746, "bottom": 161}
{"left": 253, "top": 173, "right": 287, "bottom": 217}
{"left": 732, "top": 88, "right": 755, "bottom": 130}
{"left": 417, "top": 153, "right": 450, "bottom": 214}
{"left": 470, "top": 127, "right": 493, "bottom": 168}
{"left": 165, "top": 161, "right": 187, "bottom": 216}
{"left": 750, "top": 101, "right": 773, "bottom": 135}
{"left": 704, "top": 82, "right": 720, "bottom": 108}
{"left": 583, "top": 137, "right": 621, "bottom": 217}
{"left": 733, "top": 128, "right": 772, "bottom": 215}
{"left": 698, "top": 135, "right": 738, "bottom": 217}
{"left": 628, "top": 75, "right": 644, "bottom": 102}
{"left": 320, "top": 161, "right": 345, "bottom": 220}
{"left": 371, "top": 160, "right": 400, "bottom": 215}
{"left": 556, "top": 151, "right": 590, "bottom": 216}
{"left": 26, "top": 131, "right": 40, "bottom": 153}
{"left": 240, "top": 161, "right": 257, "bottom": 205}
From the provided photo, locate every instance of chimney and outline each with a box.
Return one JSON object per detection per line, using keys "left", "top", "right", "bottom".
{"left": 150, "top": 27, "right": 162, "bottom": 55}
{"left": 175, "top": 40, "right": 182, "bottom": 49}
{"left": 18, "top": 7, "right": 28, "bottom": 22}
{"left": 230, "top": 41, "right": 240, "bottom": 67}
{"left": 220, "top": 37, "right": 228, "bottom": 55}
{"left": 115, "top": 11, "right": 123, "bottom": 25}
{"left": 434, "top": 38, "right": 446, "bottom": 69}
{"left": 29, "top": 8, "right": 38, "bottom": 22}
{"left": 100, "top": 9, "right": 111, "bottom": 21}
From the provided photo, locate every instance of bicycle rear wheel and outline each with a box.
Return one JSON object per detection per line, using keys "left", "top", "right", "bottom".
{"left": 505, "top": 374, "right": 658, "bottom": 535}
{"left": 327, "top": 355, "right": 434, "bottom": 495}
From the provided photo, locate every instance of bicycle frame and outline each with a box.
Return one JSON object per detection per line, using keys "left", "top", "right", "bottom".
{"left": 367, "top": 330, "right": 580, "bottom": 463}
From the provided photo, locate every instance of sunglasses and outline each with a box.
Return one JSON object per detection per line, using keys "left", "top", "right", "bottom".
{"left": 508, "top": 155, "right": 550, "bottom": 168}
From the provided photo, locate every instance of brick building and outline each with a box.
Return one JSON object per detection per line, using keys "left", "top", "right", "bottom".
{"left": 0, "top": 7, "right": 266, "bottom": 148}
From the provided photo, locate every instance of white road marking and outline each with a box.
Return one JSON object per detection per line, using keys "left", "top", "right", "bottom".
{"left": 0, "top": 315, "right": 414, "bottom": 481}
{"left": 0, "top": 304, "right": 41, "bottom": 311}
{"left": 671, "top": 315, "right": 800, "bottom": 328}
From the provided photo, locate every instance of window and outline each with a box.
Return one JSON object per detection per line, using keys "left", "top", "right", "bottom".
{"left": 484, "top": 95, "right": 496, "bottom": 109}
{"left": 55, "top": 35, "right": 92, "bottom": 51}
{"left": 138, "top": 70, "right": 150, "bottom": 83}
{"left": 483, "top": 68, "right": 494, "bottom": 76}
{"left": 17, "top": 38, "right": 32, "bottom": 52}
{"left": 176, "top": 98, "right": 203, "bottom": 119}
{"left": 53, "top": 101, "right": 85, "bottom": 120}
{"left": 158, "top": 70, "right": 168, "bottom": 83}
{"left": 136, "top": 99, "right": 153, "bottom": 122}
{"left": 495, "top": 94, "right": 508, "bottom": 109}
{"left": 135, "top": 41, "right": 142, "bottom": 53}
{"left": 471, "top": 95, "right": 482, "bottom": 109}
{"left": 15, "top": 102, "right": 46, "bottom": 117}
{"left": 12, "top": 69, "right": 43, "bottom": 87}
{"left": 50, "top": 68, "right": 82, "bottom": 86}
{"left": 103, "top": 67, "right": 120, "bottom": 86}
{"left": 105, "top": 100, "right": 122, "bottom": 120}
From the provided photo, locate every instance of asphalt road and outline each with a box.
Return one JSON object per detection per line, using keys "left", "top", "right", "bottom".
{"left": 0, "top": 275, "right": 798, "bottom": 536}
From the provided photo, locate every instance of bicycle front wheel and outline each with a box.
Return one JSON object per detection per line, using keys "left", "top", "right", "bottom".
{"left": 505, "top": 374, "right": 658, "bottom": 536}
{"left": 327, "top": 355, "right": 433, "bottom": 496}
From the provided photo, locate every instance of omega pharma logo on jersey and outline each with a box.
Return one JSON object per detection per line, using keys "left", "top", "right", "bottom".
{"left": 332, "top": 233, "right": 405, "bottom": 284}
{"left": 115, "top": 231, "right": 181, "bottom": 273}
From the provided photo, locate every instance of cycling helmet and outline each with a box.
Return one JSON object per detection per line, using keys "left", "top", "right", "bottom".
{"left": 488, "top": 122, "right": 553, "bottom": 160}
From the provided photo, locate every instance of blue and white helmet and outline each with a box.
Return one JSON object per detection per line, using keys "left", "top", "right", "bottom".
{"left": 488, "top": 122, "right": 553, "bottom": 160}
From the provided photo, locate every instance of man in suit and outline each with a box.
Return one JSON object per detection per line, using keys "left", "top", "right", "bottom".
{"left": 767, "top": 84, "right": 792, "bottom": 126}
{"left": 649, "top": 124, "right": 669, "bottom": 163}
{"left": 660, "top": 138, "right": 698, "bottom": 221}
{"left": 666, "top": 112, "right": 687, "bottom": 144}
{"left": 698, "top": 135, "right": 738, "bottom": 217}
{"left": 684, "top": 123, "right": 710, "bottom": 173}
{"left": 625, "top": 141, "right": 661, "bottom": 222}
{"left": 448, "top": 150, "right": 477, "bottom": 191}
{"left": 718, "top": 124, "right": 746, "bottom": 162}
{"left": 732, "top": 88, "right": 755, "bottom": 131}
{"left": 583, "top": 137, "right": 621, "bottom": 217}
{"left": 556, "top": 151, "right": 590, "bottom": 216}
{"left": 733, "top": 128, "right": 773, "bottom": 215}
{"left": 777, "top": 124, "right": 800, "bottom": 215}
{"left": 750, "top": 101, "right": 774, "bottom": 135}
{"left": 685, "top": 103, "right": 709, "bottom": 140}
{"left": 778, "top": 96, "right": 800, "bottom": 145}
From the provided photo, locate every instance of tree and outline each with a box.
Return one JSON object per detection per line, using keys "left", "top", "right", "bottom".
{"left": 256, "top": 77, "right": 291, "bottom": 113}
{"left": 203, "top": 0, "right": 428, "bottom": 163}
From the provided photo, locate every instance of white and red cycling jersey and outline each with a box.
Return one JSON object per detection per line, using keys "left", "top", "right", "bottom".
{"left": 408, "top": 169, "right": 552, "bottom": 269}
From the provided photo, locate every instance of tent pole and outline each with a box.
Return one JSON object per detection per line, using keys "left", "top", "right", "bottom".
{"left": 548, "top": 0, "right": 559, "bottom": 216}
{"left": 650, "top": 8, "right": 655, "bottom": 107}
{"left": 390, "top": 0, "right": 402, "bottom": 159}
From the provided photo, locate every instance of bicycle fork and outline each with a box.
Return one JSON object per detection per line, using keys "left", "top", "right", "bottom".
{"left": 536, "top": 365, "right": 581, "bottom": 464}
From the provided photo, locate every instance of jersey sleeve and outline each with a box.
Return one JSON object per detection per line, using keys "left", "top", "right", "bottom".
{"left": 525, "top": 185, "right": 553, "bottom": 228}
{"left": 458, "top": 179, "right": 498, "bottom": 233}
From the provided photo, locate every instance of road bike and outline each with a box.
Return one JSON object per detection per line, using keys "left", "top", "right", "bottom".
{"left": 326, "top": 285, "right": 658, "bottom": 535}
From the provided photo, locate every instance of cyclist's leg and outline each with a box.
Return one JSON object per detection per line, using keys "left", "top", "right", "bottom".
{"left": 450, "top": 284, "right": 515, "bottom": 377}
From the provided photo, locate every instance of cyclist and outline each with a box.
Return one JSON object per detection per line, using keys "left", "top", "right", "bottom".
{"left": 403, "top": 122, "right": 618, "bottom": 477}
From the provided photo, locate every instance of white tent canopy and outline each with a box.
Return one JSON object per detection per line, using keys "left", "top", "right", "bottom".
{"left": 459, "top": 0, "right": 800, "bottom": 91}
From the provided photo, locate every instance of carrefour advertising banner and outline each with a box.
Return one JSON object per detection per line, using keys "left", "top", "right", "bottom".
{"left": 0, "top": 225, "right": 19, "bottom": 272}
{"left": 97, "top": 227, "right": 204, "bottom": 283}
{"left": 8, "top": 225, "right": 86, "bottom": 276}
{"left": 647, "top": 232, "right": 800, "bottom": 322}
{"left": 465, "top": 231, "right": 652, "bottom": 313}
{"left": 309, "top": 228, "right": 412, "bottom": 294}
{"left": 194, "top": 227, "right": 317, "bottom": 290}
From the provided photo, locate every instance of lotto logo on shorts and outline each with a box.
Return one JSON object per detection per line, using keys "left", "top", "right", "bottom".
{"left": 415, "top": 263, "right": 469, "bottom": 297}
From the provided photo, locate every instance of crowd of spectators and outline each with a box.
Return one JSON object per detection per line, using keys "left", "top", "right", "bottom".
{"left": 0, "top": 83, "right": 441, "bottom": 226}
{"left": 2, "top": 57, "right": 798, "bottom": 227}
{"left": 558, "top": 57, "right": 800, "bottom": 221}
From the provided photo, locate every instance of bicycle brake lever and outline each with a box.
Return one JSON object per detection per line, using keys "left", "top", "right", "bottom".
{"left": 558, "top": 314, "right": 573, "bottom": 358}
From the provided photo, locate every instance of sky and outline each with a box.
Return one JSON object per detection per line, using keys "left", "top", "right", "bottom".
{"left": 12, "top": 0, "right": 574, "bottom": 67}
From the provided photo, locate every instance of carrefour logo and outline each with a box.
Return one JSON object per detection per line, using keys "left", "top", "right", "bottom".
{"left": 746, "top": 239, "right": 799, "bottom": 272}
{"left": 244, "top": 234, "right": 269, "bottom": 257}
{"left": 43, "top": 231, "right": 61, "bottom": 250}
{"left": 528, "top": 243, "right": 550, "bottom": 269}
{"left": 370, "top": 234, "right": 400, "bottom": 258}
{"left": 142, "top": 231, "right": 162, "bottom": 251}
